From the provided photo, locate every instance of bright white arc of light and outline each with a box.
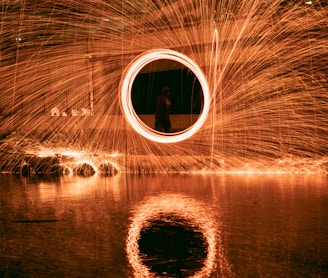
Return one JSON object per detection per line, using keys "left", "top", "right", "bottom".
{"left": 120, "top": 49, "right": 210, "bottom": 143}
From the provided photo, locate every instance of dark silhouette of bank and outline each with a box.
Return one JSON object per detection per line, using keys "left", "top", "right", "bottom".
{"left": 155, "top": 86, "right": 172, "bottom": 133}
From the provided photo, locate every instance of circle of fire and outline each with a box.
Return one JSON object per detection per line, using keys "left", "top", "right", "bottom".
{"left": 126, "top": 194, "right": 217, "bottom": 277}
{"left": 120, "top": 49, "right": 210, "bottom": 143}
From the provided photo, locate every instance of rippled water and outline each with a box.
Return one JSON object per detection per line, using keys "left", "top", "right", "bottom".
{"left": 0, "top": 173, "right": 327, "bottom": 277}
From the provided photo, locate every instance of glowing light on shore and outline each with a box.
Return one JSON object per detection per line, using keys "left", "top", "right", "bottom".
{"left": 33, "top": 150, "right": 85, "bottom": 158}
{"left": 106, "top": 152, "right": 120, "bottom": 158}
{"left": 126, "top": 194, "right": 230, "bottom": 277}
{"left": 120, "top": 49, "right": 210, "bottom": 143}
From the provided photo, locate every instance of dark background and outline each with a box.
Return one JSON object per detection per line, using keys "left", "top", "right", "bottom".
{"left": 132, "top": 68, "right": 203, "bottom": 115}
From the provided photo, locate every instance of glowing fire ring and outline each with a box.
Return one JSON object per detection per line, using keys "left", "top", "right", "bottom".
{"left": 126, "top": 194, "right": 217, "bottom": 277}
{"left": 120, "top": 49, "right": 210, "bottom": 143}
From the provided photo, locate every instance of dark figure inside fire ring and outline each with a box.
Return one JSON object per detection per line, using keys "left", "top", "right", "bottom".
{"left": 155, "top": 86, "right": 172, "bottom": 133}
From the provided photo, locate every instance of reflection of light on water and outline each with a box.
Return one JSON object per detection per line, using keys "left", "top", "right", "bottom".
{"left": 37, "top": 173, "right": 123, "bottom": 202}
{"left": 38, "top": 176, "right": 98, "bottom": 198}
{"left": 126, "top": 194, "right": 231, "bottom": 277}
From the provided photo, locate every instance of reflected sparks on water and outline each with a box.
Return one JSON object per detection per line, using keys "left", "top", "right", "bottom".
{"left": 0, "top": 173, "right": 327, "bottom": 276}
{"left": 126, "top": 194, "right": 231, "bottom": 277}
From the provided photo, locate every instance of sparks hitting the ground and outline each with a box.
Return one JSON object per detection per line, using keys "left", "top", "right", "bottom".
{"left": 0, "top": 0, "right": 328, "bottom": 173}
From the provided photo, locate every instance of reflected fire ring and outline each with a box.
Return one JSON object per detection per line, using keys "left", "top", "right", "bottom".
{"left": 120, "top": 49, "right": 210, "bottom": 143}
{"left": 126, "top": 194, "right": 217, "bottom": 277}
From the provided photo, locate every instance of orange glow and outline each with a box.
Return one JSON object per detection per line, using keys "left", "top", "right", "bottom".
{"left": 0, "top": 1, "right": 327, "bottom": 174}
{"left": 126, "top": 194, "right": 231, "bottom": 277}
{"left": 120, "top": 49, "right": 210, "bottom": 143}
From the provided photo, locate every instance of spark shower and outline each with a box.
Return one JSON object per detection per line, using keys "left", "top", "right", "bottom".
{"left": 0, "top": 0, "right": 328, "bottom": 174}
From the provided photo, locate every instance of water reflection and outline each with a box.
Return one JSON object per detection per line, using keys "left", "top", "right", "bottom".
{"left": 126, "top": 193, "right": 229, "bottom": 277}
{"left": 0, "top": 174, "right": 327, "bottom": 277}
{"left": 0, "top": 175, "right": 130, "bottom": 277}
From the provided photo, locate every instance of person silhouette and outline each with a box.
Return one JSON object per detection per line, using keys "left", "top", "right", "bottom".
{"left": 155, "top": 86, "right": 172, "bottom": 133}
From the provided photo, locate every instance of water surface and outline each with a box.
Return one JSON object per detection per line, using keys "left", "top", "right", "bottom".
{"left": 0, "top": 173, "right": 327, "bottom": 277}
